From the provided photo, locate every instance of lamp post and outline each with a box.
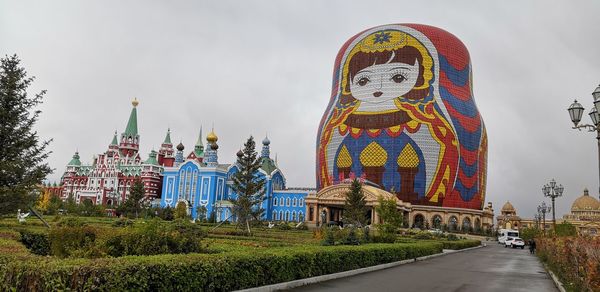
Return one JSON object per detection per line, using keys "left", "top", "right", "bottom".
{"left": 534, "top": 213, "right": 541, "bottom": 229}
{"left": 542, "top": 179, "right": 563, "bottom": 230}
{"left": 537, "top": 202, "right": 551, "bottom": 233}
{"left": 568, "top": 84, "right": 600, "bottom": 196}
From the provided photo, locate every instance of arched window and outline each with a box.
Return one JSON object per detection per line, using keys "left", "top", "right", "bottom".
{"left": 286, "top": 198, "right": 290, "bottom": 206}
{"left": 292, "top": 211, "right": 296, "bottom": 221}
{"left": 293, "top": 198, "right": 297, "bottom": 207}
{"left": 413, "top": 214, "right": 425, "bottom": 229}
{"left": 299, "top": 198, "right": 304, "bottom": 207}
{"left": 279, "top": 210, "right": 283, "bottom": 221}
{"left": 462, "top": 217, "right": 472, "bottom": 232}
{"left": 474, "top": 218, "right": 482, "bottom": 232}
{"left": 299, "top": 212, "right": 304, "bottom": 222}
{"left": 280, "top": 198, "right": 284, "bottom": 206}
{"left": 285, "top": 211, "right": 290, "bottom": 221}
{"left": 273, "top": 198, "right": 278, "bottom": 206}
{"left": 449, "top": 216, "right": 458, "bottom": 231}
{"left": 272, "top": 211, "right": 277, "bottom": 220}
{"left": 432, "top": 215, "right": 442, "bottom": 229}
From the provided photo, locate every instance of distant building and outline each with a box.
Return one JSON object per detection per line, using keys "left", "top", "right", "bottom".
{"left": 496, "top": 201, "right": 522, "bottom": 230}
{"left": 58, "top": 99, "right": 163, "bottom": 206}
{"left": 159, "top": 134, "right": 313, "bottom": 221}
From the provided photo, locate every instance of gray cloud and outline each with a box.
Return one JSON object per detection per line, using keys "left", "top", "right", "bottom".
{"left": 1, "top": 0, "right": 599, "bottom": 220}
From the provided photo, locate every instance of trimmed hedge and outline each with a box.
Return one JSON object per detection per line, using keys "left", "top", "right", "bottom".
{"left": 441, "top": 240, "right": 480, "bottom": 250}
{"left": 0, "top": 242, "right": 442, "bottom": 291}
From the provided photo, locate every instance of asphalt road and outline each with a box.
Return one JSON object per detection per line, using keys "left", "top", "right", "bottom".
{"left": 290, "top": 242, "right": 558, "bottom": 292}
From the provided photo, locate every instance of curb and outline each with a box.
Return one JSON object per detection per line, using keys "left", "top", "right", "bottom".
{"left": 544, "top": 265, "right": 567, "bottom": 292}
{"left": 237, "top": 245, "right": 484, "bottom": 292}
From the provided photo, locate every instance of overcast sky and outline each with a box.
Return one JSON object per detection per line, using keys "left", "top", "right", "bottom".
{"left": 2, "top": 0, "right": 600, "bottom": 219}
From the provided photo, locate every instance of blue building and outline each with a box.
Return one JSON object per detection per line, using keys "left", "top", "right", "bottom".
{"left": 160, "top": 131, "right": 313, "bottom": 222}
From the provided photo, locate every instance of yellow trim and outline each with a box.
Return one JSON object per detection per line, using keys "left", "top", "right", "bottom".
{"left": 352, "top": 109, "right": 400, "bottom": 115}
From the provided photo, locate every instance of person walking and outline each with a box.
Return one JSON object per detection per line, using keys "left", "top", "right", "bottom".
{"left": 529, "top": 239, "right": 536, "bottom": 254}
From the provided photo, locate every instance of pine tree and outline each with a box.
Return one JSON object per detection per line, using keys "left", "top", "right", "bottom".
{"left": 120, "top": 180, "right": 145, "bottom": 218}
{"left": 0, "top": 55, "right": 52, "bottom": 215}
{"left": 344, "top": 178, "right": 367, "bottom": 227}
{"left": 229, "top": 136, "right": 265, "bottom": 235}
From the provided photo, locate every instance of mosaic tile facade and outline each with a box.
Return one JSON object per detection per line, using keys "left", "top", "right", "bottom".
{"left": 316, "top": 24, "right": 487, "bottom": 210}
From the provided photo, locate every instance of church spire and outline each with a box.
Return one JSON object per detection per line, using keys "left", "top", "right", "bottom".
{"left": 119, "top": 98, "right": 141, "bottom": 157}
{"left": 110, "top": 130, "right": 118, "bottom": 146}
{"left": 124, "top": 98, "right": 139, "bottom": 136}
{"left": 194, "top": 127, "right": 204, "bottom": 157}
{"left": 163, "top": 128, "right": 172, "bottom": 144}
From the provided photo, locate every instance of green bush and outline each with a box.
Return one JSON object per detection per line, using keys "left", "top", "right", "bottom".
{"left": 18, "top": 230, "right": 50, "bottom": 255}
{"left": 0, "top": 242, "right": 443, "bottom": 291}
{"left": 112, "top": 218, "right": 134, "bottom": 227}
{"left": 446, "top": 233, "right": 459, "bottom": 241}
{"left": 441, "top": 240, "right": 480, "bottom": 250}
{"left": 105, "top": 219, "right": 206, "bottom": 256}
{"left": 48, "top": 225, "right": 99, "bottom": 258}
{"left": 412, "top": 232, "right": 434, "bottom": 240}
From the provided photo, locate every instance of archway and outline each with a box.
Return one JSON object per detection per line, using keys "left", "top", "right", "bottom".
{"left": 448, "top": 216, "right": 458, "bottom": 231}
{"left": 474, "top": 218, "right": 481, "bottom": 232}
{"left": 414, "top": 214, "right": 425, "bottom": 229}
{"left": 462, "top": 217, "right": 472, "bottom": 232}
{"left": 432, "top": 215, "right": 442, "bottom": 229}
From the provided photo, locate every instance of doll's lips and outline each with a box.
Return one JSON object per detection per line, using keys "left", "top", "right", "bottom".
{"left": 373, "top": 91, "right": 383, "bottom": 97}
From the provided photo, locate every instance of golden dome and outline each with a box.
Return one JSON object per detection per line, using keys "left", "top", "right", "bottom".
{"left": 501, "top": 201, "right": 515, "bottom": 212}
{"left": 206, "top": 130, "right": 218, "bottom": 143}
{"left": 132, "top": 98, "right": 139, "bottom": 107}
{"left": 571, "top": 189, "right": 600, "bottom": 211}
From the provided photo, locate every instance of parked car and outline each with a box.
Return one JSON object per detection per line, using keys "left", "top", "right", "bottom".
{"left": 505, "top": 237, "right": 525, "bottom": 249}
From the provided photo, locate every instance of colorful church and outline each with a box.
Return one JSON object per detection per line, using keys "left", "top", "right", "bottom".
{"left": 159, "top": 133, "right": 312, "bottom": 222}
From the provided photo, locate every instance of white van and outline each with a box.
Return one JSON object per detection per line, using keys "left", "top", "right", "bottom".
{"left": 498, "top": 229, "right": 519, "bottom": 244}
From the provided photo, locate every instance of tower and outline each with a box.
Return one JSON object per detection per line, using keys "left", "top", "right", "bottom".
{"left": 261, "top": 135, "right": 270, "bottom": 159}
{"left": 175, "top": 142, "right": 185, "bottom": 166}
{"left": 158, "top": 128, "right": 175, "bottom": 167}
{"left": 119, "top": 98, "right": 140, "bottom": 157}
{"left": 141, "top": 150, "right": 163, "bottom": 200}
{"left": 187, "top": 128, "right": 205, "bottom": 163}
{"left": 204, "top": 129, "right": 219, "bottom": 167}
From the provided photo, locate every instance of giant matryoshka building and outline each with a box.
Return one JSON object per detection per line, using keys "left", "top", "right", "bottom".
{"left": 306, "top": 24, "right": 494, "bottom": 231}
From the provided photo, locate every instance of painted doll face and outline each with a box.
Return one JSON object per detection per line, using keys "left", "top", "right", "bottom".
{"left": 349, "top": 58, "right": 420, "bottom": 104}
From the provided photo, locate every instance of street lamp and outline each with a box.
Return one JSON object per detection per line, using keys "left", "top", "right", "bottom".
{"left": 537, "top": 202, "right": 551, "bottom": 232}
{"left": 542, "top": 179, "right": 563, "bottom": 229}
{"left": 568, "top": 84, "right": 600, "bottom": 196}
{"left": 534, "top": 213, "right": 541, "bottom": 229}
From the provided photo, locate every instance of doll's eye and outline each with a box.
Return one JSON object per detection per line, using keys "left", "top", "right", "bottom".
{"left": 391, "top": 74, "right": 406, "bottom": 83}
{"left": 357, "top": 77, "right": 370, "bottom": 86}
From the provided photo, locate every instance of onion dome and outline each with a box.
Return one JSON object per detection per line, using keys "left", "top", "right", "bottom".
{"left": 176, "top": 142, "right": 185, "bottom": 151}
{"left": 207, "top": 130, "right": 218, "bottom": 143}
{"left": 571, "top": 188, "right": 600, "bottom": 211}
{"left": 262, "top": 135, "right": 270, "bottom": 145}
{"left": 236, "top": 149, "right": 243, "bottom": 157}
{"left": 501, "top": 201, "right": 515, "bottom": 213}
{"left": 132, "top": 97, "right": 139, "bottom": 107}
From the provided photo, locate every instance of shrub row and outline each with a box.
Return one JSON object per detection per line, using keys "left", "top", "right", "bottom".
{"left": 19, "top": 219, "right": 207, "bottom": 258}
{"left": 440, "top": 239, "right": 480, "bottom": 250}
{"left": 537, "top": 236, "right": 600, "bottom": 291}
{"left": 0, "top": 242, "right": 443, "bottom": 291}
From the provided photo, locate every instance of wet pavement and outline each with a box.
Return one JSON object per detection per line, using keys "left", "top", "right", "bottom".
{"left": 290, "top": 242, "right": 558, "bottom": 292}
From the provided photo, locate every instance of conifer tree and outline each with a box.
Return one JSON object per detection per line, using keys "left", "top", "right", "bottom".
{"left": 0, "top": 55, "right": 52, "bottom": 215}
{"left": 119, "top": 180, "right": 145, "bottom": 218}
{"left": 344, "top": 178, "right": 367, "bottom": 227}
{"left": 229, "top": 136, "right": 265, "bottom": 235}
